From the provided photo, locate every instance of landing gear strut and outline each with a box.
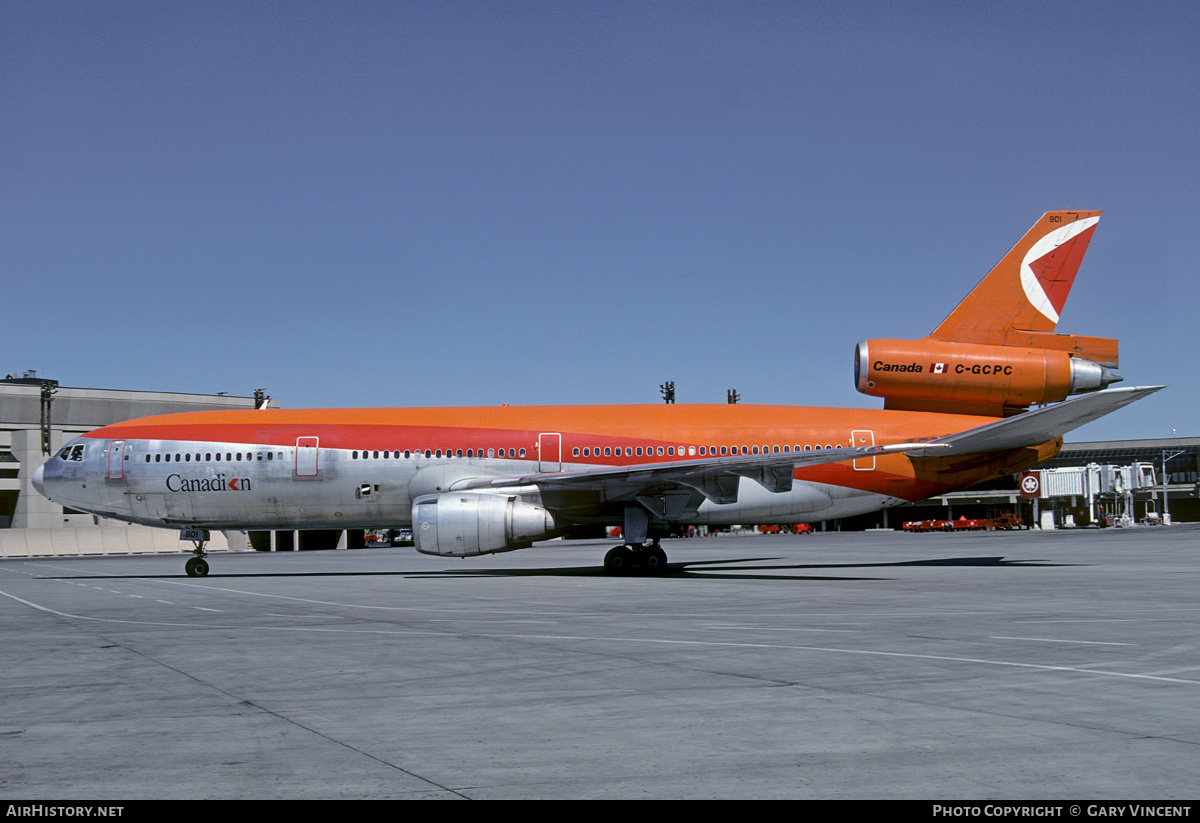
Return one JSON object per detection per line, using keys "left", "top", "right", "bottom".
{"left": 604, "top": 540, "right": 668, "bottom": 576}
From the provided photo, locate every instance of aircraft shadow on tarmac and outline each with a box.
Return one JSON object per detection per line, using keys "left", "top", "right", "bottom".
{"left": 41, "top": 555, "right": 1073, "bottom": 583}
{"left": 415, "top": 555, "right": 1073, "bottom": 581}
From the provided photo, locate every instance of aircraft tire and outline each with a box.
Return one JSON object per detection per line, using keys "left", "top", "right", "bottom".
{"left": 185, "top": 557, "right": 209, "bottom": 577}
{"left": 643, "top": 546, "right": 667, "bottom": 574}
{"left": 604, "top": 546, "right": 633, "bottom": 575}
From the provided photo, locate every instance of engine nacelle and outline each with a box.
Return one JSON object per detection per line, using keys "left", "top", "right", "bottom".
{"left": 855, "top": 338, "right": 1119, "bottom": 413}
{"left": 412, "top": 492, "right": 557, "bottom": 557}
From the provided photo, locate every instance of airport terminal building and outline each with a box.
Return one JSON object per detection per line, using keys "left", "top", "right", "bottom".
{"left": 0, "top": 374, "right": 271, "bottom": 554}
{"left": 855, "top": 437, "right": 1200, "bottom": 530}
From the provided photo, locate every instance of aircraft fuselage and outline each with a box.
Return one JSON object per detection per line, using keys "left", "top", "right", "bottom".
{"left": 34, "top": 403, "right": 1047, "bottom": 533}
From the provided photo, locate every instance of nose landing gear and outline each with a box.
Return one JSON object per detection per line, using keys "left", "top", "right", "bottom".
{"left": 180, "top": 528, "right": 211, "bottom": 577}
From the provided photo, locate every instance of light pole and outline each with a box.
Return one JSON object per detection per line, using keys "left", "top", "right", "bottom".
{"left": 1162, "top": 447, "right": 1185, "bottom": 525}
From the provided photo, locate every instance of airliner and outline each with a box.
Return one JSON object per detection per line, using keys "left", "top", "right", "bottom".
{"left": 33, "top": 211, "right": 1160, "bottom": 576}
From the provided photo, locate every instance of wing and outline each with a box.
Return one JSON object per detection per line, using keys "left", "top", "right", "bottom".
{"left": 458, "top": 441, "right": 944, "bottom": 506}
{"left": 926, "top": 385, "right": 1164, "bottom": 456}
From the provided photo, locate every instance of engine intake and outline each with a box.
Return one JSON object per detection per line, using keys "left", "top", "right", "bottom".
{"left": 412, "top": 492, "right": 557, "bottom": 557}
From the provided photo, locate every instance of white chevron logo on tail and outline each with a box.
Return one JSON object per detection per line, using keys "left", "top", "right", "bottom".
{"left": 1020, "top": 215, "right": 1101, "bottom": 323}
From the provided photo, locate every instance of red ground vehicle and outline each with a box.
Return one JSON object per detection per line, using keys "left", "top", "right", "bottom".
{"left": 903, "top": 513, "right": 1024, "bottom": 532}
{"left": 757, "top": 524, "right": 813, "bottom": 534}
{"left": 990, "top": 513, "right": 1025, "bottom": 530}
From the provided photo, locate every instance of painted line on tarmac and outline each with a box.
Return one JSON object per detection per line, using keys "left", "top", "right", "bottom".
{"left": 990, "top": 635, "right": 1132, "bottom": 646}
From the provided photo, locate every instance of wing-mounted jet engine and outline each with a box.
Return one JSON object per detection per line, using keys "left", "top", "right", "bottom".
{"left": 412, "top": 492, "right": 558, "bottom": 557}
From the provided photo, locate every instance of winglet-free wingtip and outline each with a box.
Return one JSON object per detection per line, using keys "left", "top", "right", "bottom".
{"left": 1104, "top": 384, "right": 1165, "bottom": 399}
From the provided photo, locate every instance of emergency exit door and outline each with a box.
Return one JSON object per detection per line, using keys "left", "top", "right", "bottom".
{"left": 538, "top": 433, "right": 561, "bottom": 472}
{"left": 851, "top": 430, "right": 875, "bottom": 470}
{"left": 296, "top": 437, "right": 319, "bottom": 477}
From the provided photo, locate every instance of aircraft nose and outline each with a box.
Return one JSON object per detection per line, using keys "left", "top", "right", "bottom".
{"left": 32, "top": 462, "right": 45, "bottom": 496}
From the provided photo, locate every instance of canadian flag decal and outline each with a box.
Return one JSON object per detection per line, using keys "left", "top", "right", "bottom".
{"left": 931, "top": 362, "right": 946, "bottom": 374}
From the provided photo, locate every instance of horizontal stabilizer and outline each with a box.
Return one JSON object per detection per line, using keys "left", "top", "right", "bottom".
{"left": 925, "top": 386, "right": 1163, "bottom": 456}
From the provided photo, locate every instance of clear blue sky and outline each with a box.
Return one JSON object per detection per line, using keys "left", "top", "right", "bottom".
{"left": 3, "top": 1, "right": 1196, "bottom": 441}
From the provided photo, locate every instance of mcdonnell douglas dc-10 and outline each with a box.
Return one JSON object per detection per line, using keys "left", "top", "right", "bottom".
{"left": 34, "top": 211, "right": 1160, "bottom": 575}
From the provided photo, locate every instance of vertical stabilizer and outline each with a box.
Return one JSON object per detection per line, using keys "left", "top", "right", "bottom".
{"left": 930, "top": 210, "right": 1101, "bottom": 344}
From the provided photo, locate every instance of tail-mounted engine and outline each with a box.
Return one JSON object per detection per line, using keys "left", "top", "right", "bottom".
{"left": 412, "top": 492, "right": 558, "bottom": 557}
{"left": 855, "top": 336, "right": 1121, "bottom": 416}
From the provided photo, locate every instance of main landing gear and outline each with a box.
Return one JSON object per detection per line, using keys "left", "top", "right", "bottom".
{"left": 604, "top": 540, "right": 668, "bottom": 576}
{"left": 184, "top": 535, "right": 210, "bottom": 577}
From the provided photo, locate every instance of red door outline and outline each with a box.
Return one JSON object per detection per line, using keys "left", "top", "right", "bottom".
{"left": 538, "top": 433, "right": 561, "bottom": 473}
{"left": 107, "top": 440, "right": 126, "bottom": 479}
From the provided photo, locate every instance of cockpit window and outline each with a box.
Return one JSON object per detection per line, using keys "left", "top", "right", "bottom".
{"left": 65, "top": 445, "right": 85, "bottom": 461}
